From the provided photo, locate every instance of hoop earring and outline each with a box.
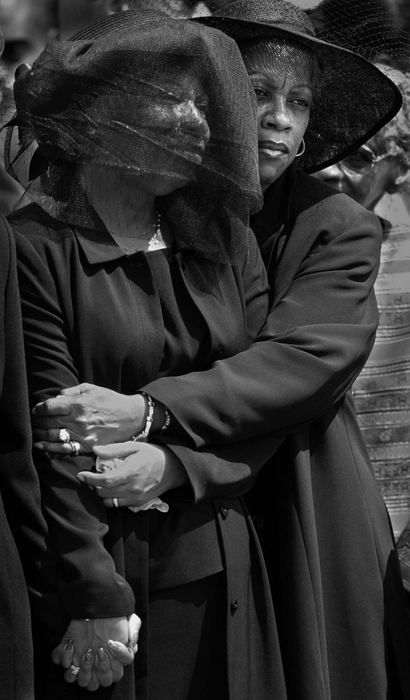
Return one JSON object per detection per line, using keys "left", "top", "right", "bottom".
{"left": 295, "top": 138, "right": 306, "bottom": 158}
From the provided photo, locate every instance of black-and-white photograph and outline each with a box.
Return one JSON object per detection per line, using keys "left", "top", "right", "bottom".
{"left": 0, "top": 1, "right": 409, "bottom": 698}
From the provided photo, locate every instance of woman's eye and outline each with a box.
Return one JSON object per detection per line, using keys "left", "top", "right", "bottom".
{"left": 253, "top": 86, "right": 269, "bottom": 99}
{"left": 290, "top": 97, "right": 311, "bottom": 109}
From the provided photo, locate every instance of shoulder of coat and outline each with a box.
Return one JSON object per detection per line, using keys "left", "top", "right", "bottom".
{"left": 294, "top": 179, "right": 380, "bottom": 235}
{"left": 9, "top": 204, "right": 76, "bottom": 249}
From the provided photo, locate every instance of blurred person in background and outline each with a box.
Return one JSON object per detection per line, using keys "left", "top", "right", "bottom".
{"left": 0, "top": 0, "right": 58, "bottom": 215}
{"left": 315, "top": 67, "right": 410, "bottom": 540}
{"left": 56, "top": 0, "right": 217, "bottom": 37}
{"left": 311, "top": 0, "right": 410, "bottom": 593}
{"left": 0, "top": 0, "right": 58, "bottom": 85}
{"left": 309, "top": 0, "right": 410, "bottom": 70}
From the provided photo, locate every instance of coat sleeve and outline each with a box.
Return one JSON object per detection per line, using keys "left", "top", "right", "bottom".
{"left": 14, "top": 228, "right": 135, "bottom": 620}
{"left": 156, "top": 224, "right": 284, "bottom": 501}
{"left": 0, "top": 217, "right": 55, "bottom": 616}
{"left": 143, "top": 196, "right": 383, "bottom": 448}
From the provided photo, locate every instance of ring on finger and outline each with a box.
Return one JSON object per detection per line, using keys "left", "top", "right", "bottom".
{"left": 83, "top": 648, "right": 94, "bottom": 663}
{"left": 112, "top": 497, "right": 119, "bottom": 508}
{"left": 69, "top": 664, "right": 80, "bottom": 676}
{"left": 59, "top": 428, "right": 71, "bottom": 443}
{"left": 69, "top": 441, "right": 81, "bottom": 456}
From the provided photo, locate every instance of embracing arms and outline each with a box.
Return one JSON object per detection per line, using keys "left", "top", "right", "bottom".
{"left": 32, "top": 195, "right": 383, "bottom": 453}
{"left": 142, "top": 196, "right": 383, "bottom": 446}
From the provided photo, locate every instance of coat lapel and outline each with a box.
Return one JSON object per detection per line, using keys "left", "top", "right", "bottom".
{"left": 252, "top": 170, "right": 337, "bottom": 305}
{"left": 271, "top": 199, "right": 330, "bottom": 303}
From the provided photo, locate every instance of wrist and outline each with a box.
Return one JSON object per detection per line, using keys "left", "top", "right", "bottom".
{"left": 129, "top": 393, "right": 147, "bottom": 437}
{"left": 132, "top": 392, "right": 171, "bottom": 441}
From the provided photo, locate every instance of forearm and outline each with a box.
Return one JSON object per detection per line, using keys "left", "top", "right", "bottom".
{"left": 144, "top": 316, "right": 376, "bottom": 448}
{"left": 160, "top": 432, "right": 285, "bottom": 502}
{"left": 36, "top": 451, "right": 135, "bottom": 619}
{"left": 144, "top": 200, "right": 382, "bottom": 447}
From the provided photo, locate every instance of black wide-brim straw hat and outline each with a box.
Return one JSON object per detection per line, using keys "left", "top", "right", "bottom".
{"left": 195, "top": 0, "right": 403, "bottom": 172}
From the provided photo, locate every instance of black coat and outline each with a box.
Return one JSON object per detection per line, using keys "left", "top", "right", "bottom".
{"left": 144, "top": 171, "right": 410, "bottom": 699}
{"left": 12, "top": 205, "right": 286, "bottom": 700}
{"left": 0, "top": 215, "right": 46, "bottom": 700}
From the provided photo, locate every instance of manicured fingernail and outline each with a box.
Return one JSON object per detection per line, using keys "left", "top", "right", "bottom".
{"left": 97, "top": 647, "right": 106, "bottom": 660}
{"left": 76, "top": 474, "right": 85, "bottom": 482}
{"left": 64, "top": 639, "right": 73, "bottom": 651}
{"left": 34, "top": 442, "right": 44, "bottom": 451}
{"left": 84, "top": 648, "right": 94, "bottom": 663}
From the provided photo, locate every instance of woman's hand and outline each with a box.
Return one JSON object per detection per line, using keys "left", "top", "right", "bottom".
{"left": 32, "top": 383, "right": 146, "bottom": 453}
{"left": 77, "top": 442, "right": 187, "bottom": 508}
{"left": 52, "top": 614, "right": 141, "bottom": 690}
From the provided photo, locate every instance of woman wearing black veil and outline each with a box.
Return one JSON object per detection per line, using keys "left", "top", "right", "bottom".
{"left": 9, "top": 10, "right": 285, "bottom": 700}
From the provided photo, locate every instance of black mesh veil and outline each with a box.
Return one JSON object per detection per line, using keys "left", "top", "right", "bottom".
{"left": 10, "top": 11, "right": 262, "bottom": 260}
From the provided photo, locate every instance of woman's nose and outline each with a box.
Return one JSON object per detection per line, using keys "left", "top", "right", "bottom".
{"left": 261, "top": 97, "right": 291, "bottom": 131}
{"left": 180, "top": 100, "right": 210, "bottom": 141}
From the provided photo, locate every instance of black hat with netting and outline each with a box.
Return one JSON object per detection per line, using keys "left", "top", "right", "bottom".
{"left": 196, "top": 0, "right": 402, "bottom": 172}
{"left": 11, "top": 10, "right": 262, "bottom": 260}
{"left": 309, "top": 0, "right": 410, "bottom": 70}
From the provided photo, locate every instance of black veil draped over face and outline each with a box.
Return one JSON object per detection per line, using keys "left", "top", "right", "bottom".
{"left": 11, "top": 11, "right": 262, "bottom": 261}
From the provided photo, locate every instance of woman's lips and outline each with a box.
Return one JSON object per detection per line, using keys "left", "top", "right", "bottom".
{"left": 258, "top": 141, "right": 290, "bottom": 158}
{"left": 162, "top": 135, "right": 207, "bottom": 163}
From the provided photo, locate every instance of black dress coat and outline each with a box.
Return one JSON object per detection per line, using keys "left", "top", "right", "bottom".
{"left": 11, "top": 204, "right": 286, "bottom": 700}
{"left": 0, "top": 215, "right": 47, "bottom": 700}
{"left": 144, "top": 170, "right": 410, "bottom": 700}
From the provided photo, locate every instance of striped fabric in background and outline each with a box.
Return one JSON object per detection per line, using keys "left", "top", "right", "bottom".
{"left": 352, "top": 190, "right": 410, "bottom": 541}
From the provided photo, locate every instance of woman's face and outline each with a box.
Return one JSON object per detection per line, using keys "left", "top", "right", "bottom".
{"left": 143, "top": 72, "right": 210, "bottom": 167}
{"left": 242, "top": 40, "right": 315, "bottom": 191}
{"left": 314, "top": 144, "right": 407, "bottom": 211}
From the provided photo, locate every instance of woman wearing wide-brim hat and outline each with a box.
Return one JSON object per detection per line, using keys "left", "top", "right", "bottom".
{"left": 33, "top": 1, "right": 410, "bottom": 698}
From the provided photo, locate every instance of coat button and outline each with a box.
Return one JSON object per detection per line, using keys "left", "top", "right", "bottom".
{"left": 220, "top": 506, "right": 229, "bottom": 519}
{"left": 230, "top": 599, "right": 239, "bottom": 613}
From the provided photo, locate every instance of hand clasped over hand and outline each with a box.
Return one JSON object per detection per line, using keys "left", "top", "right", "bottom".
{"left": 52, "top": 614, "right": 141, "bottom": 691}
{"left": 76, "top": 441, "right": 186, "bottom": 509}
{"left": 32, "top": 383, "right": 146, "bottom": 453}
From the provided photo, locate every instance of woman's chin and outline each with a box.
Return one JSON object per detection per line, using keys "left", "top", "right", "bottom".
{"left": 258, "top": 158, "right": 289, "bottom": 190}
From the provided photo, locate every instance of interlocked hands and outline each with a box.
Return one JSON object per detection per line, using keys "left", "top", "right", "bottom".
{"left": 77, "top": 441, "right": 187, "bottom": 508}
{"left": 52, "top": 614, "right": 141, "bottom": 691}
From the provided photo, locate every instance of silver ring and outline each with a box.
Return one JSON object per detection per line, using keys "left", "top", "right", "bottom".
{"left": 69, "top": 664, "right": 80, "bottom": 676}
{"left": 112, "top": 497, "right": 119, "bottom": 508}
{"left": 69, "top": 441, "right": 81, "bottom": 456}
{"left": 58, "top": 428, "right": 71, "bottom": 443}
